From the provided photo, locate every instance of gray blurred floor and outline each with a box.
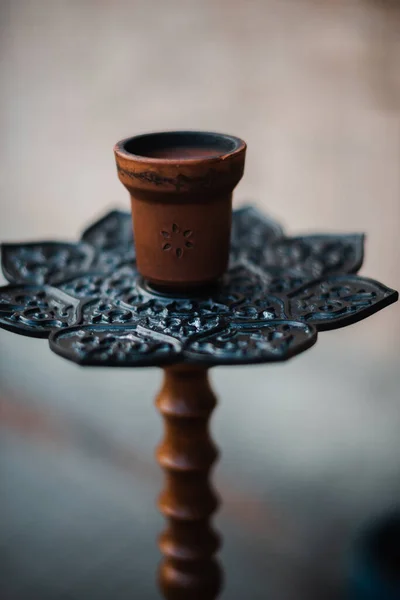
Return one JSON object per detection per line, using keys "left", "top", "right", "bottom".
{"left": 1, "top": 332, "right": 399, "bottom": 599}
{"left": 1, "top": 0, "right": 400, "bottom": 598}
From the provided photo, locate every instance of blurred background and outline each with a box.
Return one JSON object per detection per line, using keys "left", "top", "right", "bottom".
{"left": 0, "top": 0, "right": 399, "bottom": 598}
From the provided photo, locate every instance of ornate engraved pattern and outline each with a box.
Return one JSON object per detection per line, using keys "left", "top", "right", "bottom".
{"left": 59, "top": 266, "right": 138, "bottom": 300}
{"left": 50, "top": 325, "right": 180, "bottom": 367}
{"left": 185, "top": 320, "right": 317, "bottom": 365}
{"left": 288, "top": 275, "right": 397, "bottom": 330}
{"left": 0, "top": 206, "right": 397, "bottom": 366}
{"left": 0, "top": 285, "right": 79, "bottom": 337}
{"left": 1, "top": 242, "right": 94, "bottom": 285}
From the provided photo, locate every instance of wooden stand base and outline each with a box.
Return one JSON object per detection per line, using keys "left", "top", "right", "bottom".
{"left": 156, "top": 366, "right": 222, "bottom": 599}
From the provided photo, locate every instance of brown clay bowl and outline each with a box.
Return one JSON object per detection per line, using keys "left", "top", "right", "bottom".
{"left": 114, "top": 131, "right": 246, "bottom": 291}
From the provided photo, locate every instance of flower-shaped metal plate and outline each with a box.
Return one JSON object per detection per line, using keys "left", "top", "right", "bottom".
{"left": 0, "top": 207, "right": 397, "bottom": 367}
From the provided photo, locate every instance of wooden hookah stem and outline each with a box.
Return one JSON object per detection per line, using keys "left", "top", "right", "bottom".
{"left": 156, "top": 366, "right": 222, "bottom": 600}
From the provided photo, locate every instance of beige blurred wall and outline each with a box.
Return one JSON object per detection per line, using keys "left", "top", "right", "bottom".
{"left": 0, "top": 0, "right": 399, "bottom": 355}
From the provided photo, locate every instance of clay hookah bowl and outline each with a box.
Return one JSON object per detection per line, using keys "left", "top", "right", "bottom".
{"left": 114, "top": 131, "right": 247, "bottom": 291}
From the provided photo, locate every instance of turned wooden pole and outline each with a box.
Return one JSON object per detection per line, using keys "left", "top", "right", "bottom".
{"left": 156, "top": 366, "right": 222, "bottom": 600}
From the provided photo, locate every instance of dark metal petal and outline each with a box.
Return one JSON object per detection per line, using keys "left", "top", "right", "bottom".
{"left": 49, "top": 324, "right": 182, "bottom": 367}
{"left": 58, "top": 265, "right": 139, "bottom": 300}
{"left": 184, "top": 320, "right": 317, "bottom": 365}
{"left": 81, "top": 210, "right": 135, "bottom": 272}
{"left": 81, "top": 210, "right": 133, "bottom": 249}
{"left": 287, "top": 275, "right": 398, "bottom": 330}
{"left": 0, "top": 284, "right": 80, "bottom": 337}
{"left": 247, "top": 233, "right": 364, "bottom": 295}
{"left": 266, "top": 233, "right": 364, "bottom": 276}
{"left": 1, "top": 242, "right": 94, "bottom": 285}
{"left": 230, "top": 205, "right": 285, "bottom": 262}
{"left": 79, "top": 298, "right": 142, "bottom": 326}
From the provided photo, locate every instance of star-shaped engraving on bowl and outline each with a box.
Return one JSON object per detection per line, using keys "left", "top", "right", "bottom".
{"left": 161, "top": 224, "right": 194, "bottom": 258}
